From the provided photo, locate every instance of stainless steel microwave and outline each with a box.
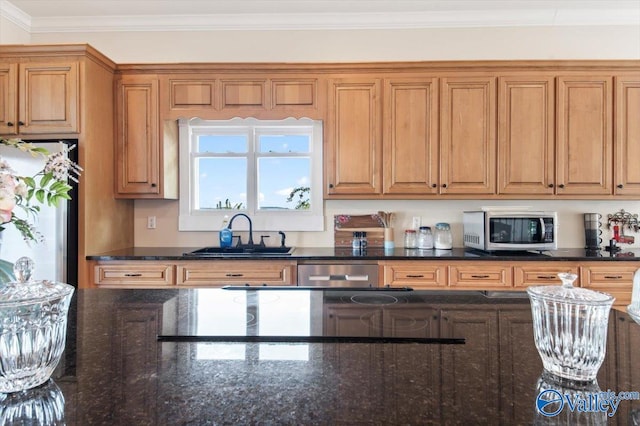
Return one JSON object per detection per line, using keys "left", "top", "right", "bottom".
{"left": 463, "top": 211, "right": 557, "bottom": 252}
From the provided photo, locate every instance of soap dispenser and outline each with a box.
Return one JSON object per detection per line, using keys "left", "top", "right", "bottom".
{"left": 219, "top": 215, "right": 232, "bottom": 248}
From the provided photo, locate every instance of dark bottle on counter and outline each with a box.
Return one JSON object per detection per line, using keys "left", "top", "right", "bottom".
{"left": 360, "top": 232, "right": 368, "bottom": 250}
{"left": 352, "top": 232, "right": 362, "bottom": 251}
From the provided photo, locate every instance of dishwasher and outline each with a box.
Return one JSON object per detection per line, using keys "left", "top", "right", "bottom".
{"left": 297, "top": 263, "right": 379, "bottom": 288}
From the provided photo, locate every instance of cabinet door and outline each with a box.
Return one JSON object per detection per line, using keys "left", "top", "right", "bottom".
{"left": 326, "top": 78, "right": 382, "bottom": 195}
{"left": 18, "top": 62, "right": 79, "bottom": 134}
{"left": 448, "top": 263, "right": 512, "bottom": 289}
{"left": 513, "top": 263, "right": 579, "bottom": 288}
{"left": 498, "top": 76, "right": 555, "bottom": 195}
{"left": 115, "top": 76, "right": 160, "bottom": 195}
{"left": 556, "top": 76, "right": 613, "bottom": 195}
{"left": 383, "top": 78, "right": 439, "bottom": 194}
{"left": 94, "top": 262, "right": 175, "bottom": 287}
{"left": 580, "top": 263, "right": 638, "bottom": 307}
{"left": 615, "top": 76, "right": 640, "bottom": 195}
{"left": 440, "top": 308, "right": 499, "bottom": 423}
{"left": 176, "top": 260, "right": 296, "bottom": 286}
{"left": 381, "top": 261, "right": 447, "bottom": 289}
{"left": 0, "top": 63, "right": 18, "bottom": 135}
{"left": 440, "top": 76, "right": 496, "bottom": 194}
{"left": 614, "top": 311, "right": 640, "bottom": 422}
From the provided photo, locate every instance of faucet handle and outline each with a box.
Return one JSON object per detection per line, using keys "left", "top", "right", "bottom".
{"left": 232, "top": 235, "right": 242, "bottom": 247}
{"left": 259, "top": 235, "right": 270, "bottom": 247}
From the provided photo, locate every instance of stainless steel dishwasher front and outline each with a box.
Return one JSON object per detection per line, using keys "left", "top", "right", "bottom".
{"left": 297, "top": 263, "right": 379, "bottom": 287}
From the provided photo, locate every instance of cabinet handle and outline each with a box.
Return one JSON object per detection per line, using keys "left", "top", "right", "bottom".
{"left": 547, "top": 183, "right": 554, "bottom": 188}
{"left": 603, "top": 275, "right": 622, "bottom": 279}
{"left": 124, "top": 273, "right": 142, "bottom": 277}
{"left": 6, "top": 122, "right": 14, "bottom": 127}
{"left": 471, "top": 274, "right": 490, "bottom": 279}
{"left": 226, "top": 273, "right": 243, "bottom": 277}
{"left": 617, "top": 184, "right": 624, "bottom": 189}
{"left": 406, "top": 274, "right": 425, "bottom": 278}
{"left": 558, "top": 184, "right": 565, "bottom": 188}
{"left": 536, "top": 275, "right": 556, "bottom": 279}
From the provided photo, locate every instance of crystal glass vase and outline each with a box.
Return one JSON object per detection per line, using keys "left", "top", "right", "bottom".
{"left": 527, "top": 273, "right": 614, "bottom": 381}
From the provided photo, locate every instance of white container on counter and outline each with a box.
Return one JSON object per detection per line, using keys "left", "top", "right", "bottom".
{"left": 434, "top": 223, "right": 452, "bottom": 249}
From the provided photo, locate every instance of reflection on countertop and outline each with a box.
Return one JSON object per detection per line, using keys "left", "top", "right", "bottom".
{"left": 26, "top": 288, "right": 640, "bottom": 425}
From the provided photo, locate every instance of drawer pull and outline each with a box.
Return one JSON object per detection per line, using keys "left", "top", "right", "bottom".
{"left": 226, "top": 273, "right": 244, "bottom": 277}
{"left": 406, "top": 274, "right": 425, "bottom": 278}
{"left": 471, "top": 274, "right": 490, "bottom": 279}
{"left": 603, "top": 275, "right": 623, "bottom": 279}
{"left": 124, "top": 273, "right": 142, "bottom": 277}
{"left": 536, "top": 275, "right": 556, "bottom": 280}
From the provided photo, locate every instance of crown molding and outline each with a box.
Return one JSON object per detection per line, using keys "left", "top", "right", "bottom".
{"left": 1, "top": 2, "right": 639, "bottom": 33}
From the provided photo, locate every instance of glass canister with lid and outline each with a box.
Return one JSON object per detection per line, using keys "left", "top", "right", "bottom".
{"left": 434, "top": 222, "right": 453, "bottom": 249}
{"left": 417, "top": 226, "right": 433, "bottom": 249}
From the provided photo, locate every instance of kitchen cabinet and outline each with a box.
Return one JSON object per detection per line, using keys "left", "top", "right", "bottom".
{"left": 115, "top": 74, "right": 177, "bottom": 198}
{"left": 176, "top": 260, "right": 296, "bottom": 286}
{"left": 325, "top": 77, "right": 382, "bottom": 196}
{"left": 556, "top": 75, "right": 613, "bottom": 195}
{"left": 440, "top": 76, "right": 496, "bottom": 195}
{"left": 380, "top": 260, "right": 447, "bottom": 288}
{"left": 382, "top": 77, "right": 439, "bottom": 195}
{"left": 448, "top": 263, "right": 512, "bottom": 289}
{"left": 0, "top": 61, "right": 79, "bottom": 135}
{"left": 579, "top": 263, "right": 636, "bottom": 307}
{"left": 513, "top": 263, "right": 579, "bottom": 287}
{"left": 614, "top": 76, "right": 640, "bottom": 196}
{"left": 94, "top": 261, "right": 175, "bottom": 287}
{"left": 497, "top": 75, "right": 555, "bottom": 195}
{"left": 613, "top": 310, "right": 640, "bottom": 422}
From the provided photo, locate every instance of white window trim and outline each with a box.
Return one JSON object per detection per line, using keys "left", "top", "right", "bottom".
{"left": 178, "top": 117, "right": 324, "bottom": 232}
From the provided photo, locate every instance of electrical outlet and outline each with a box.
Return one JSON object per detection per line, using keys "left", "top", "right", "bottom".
{"left": 147, "top": 216, "right": 156, "bottom": 229}
{"left": 412, "top": 216, "right": 421, "bottom": 229}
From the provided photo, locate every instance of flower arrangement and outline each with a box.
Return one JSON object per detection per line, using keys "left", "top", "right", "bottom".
{"left": 0, "top": 138, "right": 81, "bottom": 243}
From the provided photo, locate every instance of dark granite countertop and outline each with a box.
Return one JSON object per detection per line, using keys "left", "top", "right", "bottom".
{"left": 87, "top": 246, "right": 640, "bottom": 261}
{"left": 7, "top": 288, "right": 639, "bottom": 425}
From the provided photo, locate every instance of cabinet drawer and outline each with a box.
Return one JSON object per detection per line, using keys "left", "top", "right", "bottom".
{"left": 449, "top": 264, "right": 512, "bottom": 288}
{"left": 176, "top": 261, "right": 296, "bottom": 286}
{"left": 94, "top": 262, "right": 175, "bottom": 287}
{"left": 382, "top": 262, "right": 446, "bottom": 289}
{"left": 580, "top": 264, "right": 638, "bottom": 305}
{"left": 513, "top": 264, "right": 579, "bottom": 288}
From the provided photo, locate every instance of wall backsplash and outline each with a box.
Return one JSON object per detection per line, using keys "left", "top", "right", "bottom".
{"left": 134, "top": 199, "right": 640, "bottom": 250}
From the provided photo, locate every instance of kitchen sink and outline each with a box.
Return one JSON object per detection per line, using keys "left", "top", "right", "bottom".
{"left": 184, "top": 246, "right": 295, "bottom": 257}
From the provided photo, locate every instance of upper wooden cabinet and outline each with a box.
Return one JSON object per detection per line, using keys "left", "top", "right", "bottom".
{"left": 383, "top": 77, "right": 439, "bottom": 195}
{"left": 615, "top": 76, "right": 640, "bottom": 195}
{"left": 326, "top": 78, "right": 382, "bottom": 195}
{"left": 0, "top": 61, "right": 79, "bottom": 135}
{"left": 115, "top": 75, "right": 178, "bottom": 199}
{"left": 556, "top": 76, "right": 613, "bottom": 195}
{"left": 497, "top": 76, "right": 555, "bottom": 195}
{"left": 440, "top": 76, "right": 496, "bottom": 195}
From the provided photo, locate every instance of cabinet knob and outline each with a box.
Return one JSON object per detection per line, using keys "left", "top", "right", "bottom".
{"left": 18, "top": 121, "right": 25, "bottom": 126}
{"left": 6, "top": 122, "right": 14, "bottom": 127}
{"left": 431, "top": 184, "right": 437, "bottom": 188}
{"left": 617, "top": 184, "right": 624, "bottom": 189}
{"left": 151, "top": 183, "right": 157, "bottom": 187}
{"left": 328, "top": 183, "right": 334, "bottom": 189}
{"left": 558, "top": 184, "right": 565, "bottom": 189}
{"left": 547, "top": 183, "right": 554, "bottom": 188}
{"left": 442, "top": 184, "right": 447, "bottom": 188}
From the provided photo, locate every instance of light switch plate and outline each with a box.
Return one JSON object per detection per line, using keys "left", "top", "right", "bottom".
{"left": 412, "top": 216, "right": 421, "bottom": 229}
{"left": 147, "top": 216, "right": 156, "bottom": 229}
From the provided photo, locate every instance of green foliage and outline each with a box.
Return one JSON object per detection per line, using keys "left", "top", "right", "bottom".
{"left": 215, "top": 198, "right": 244, "bottom": 209}
{"left": 286, "top": 186, "right": 310, "bottom": 210}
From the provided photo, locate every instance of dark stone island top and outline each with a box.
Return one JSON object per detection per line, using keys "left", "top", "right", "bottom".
{"left": 87, "top": 246, "right": 640, "bottom": 261}
{"left": 5, "top": 288, "right": 639, "bottom": 425}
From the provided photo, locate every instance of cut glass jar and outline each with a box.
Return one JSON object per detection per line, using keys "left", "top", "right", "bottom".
{"left": 527, "top": 272, "right": 614, "bottom": 382}
{"left": 0, "top": 257, "right": 74, "bottom": 393}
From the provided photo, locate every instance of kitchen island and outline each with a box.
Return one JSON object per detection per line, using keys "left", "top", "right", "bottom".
{"left": 7, "top": 288, "right": 639, "bottom": 425}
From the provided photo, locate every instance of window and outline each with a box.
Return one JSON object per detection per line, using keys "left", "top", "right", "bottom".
{"left": 179, "top": 117, "right": 324, "bottom": 232}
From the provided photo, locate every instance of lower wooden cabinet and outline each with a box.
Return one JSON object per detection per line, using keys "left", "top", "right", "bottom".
{"left": 93, "top": 261, "right": 175, "bottom": 287}
{"left": 580, "top": 263, "right": 637, "bottom": 306}
{"left": 176, "top": 260, "right": 296, "bottom": 286}
{"left": 381, "top": 261, "right": 447, "bottom": 288}
{"left": 448, "top": 263, "right": 512, "bottom": 289}
{"left": 513, "top": 263, "right": 580, "bottom": 287}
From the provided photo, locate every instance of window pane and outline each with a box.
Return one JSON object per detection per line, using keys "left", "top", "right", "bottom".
{"left": 259, "top": 134, "right": 309, "bottom": 153}
{"left": 197, "top": 158, "right": 247, "bottom": 209}
{"left": 198, "top": 135, "right": 247, "bottom": 153}
{"left": 257, "top": 157, "right": 311, "bottom": 210}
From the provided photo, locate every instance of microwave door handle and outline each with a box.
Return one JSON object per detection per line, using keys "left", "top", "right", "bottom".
{"left": 538, "top": 218, "right": 545, "bottom": 242}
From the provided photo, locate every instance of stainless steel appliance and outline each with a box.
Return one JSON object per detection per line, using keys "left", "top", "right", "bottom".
{"left": 297, "top": 263, "right": 378, "bottom": 287}
{"left": 463, "top": 210, "right": 557, "bottom": 252}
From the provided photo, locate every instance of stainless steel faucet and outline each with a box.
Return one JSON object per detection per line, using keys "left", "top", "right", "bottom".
{"left": 228, "top": 213, "right": 254, "bottom": 247}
